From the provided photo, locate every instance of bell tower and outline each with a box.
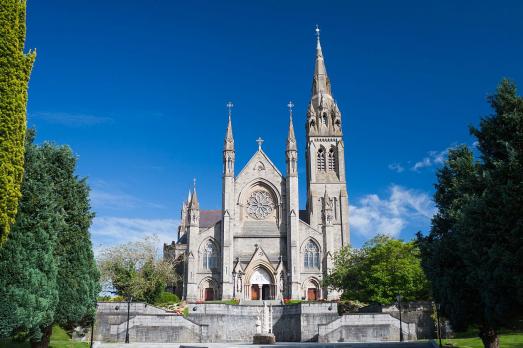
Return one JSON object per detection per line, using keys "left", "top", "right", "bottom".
{"left": 305, "top": 26, "right": 350, "bottom": 252}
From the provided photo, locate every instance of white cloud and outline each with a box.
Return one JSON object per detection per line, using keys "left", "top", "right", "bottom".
{"left": 411, "top": 149, "right": 448, "bottom": 172}
{"left": 349, "top": 185, "right": 436, "bottom": 238}
{"left": 90, "top": 189, "right": 164, "bottom": 210}
{"left": 32, "top": 112, "right": 112, "bottom": 127}
{"left": 388, "top": 163, "right": 405, "bottom": 173}
{"left": 90, "top": 217, "right": 179, "bottom": 254}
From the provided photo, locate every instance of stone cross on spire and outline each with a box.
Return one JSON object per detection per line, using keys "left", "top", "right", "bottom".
{"left": 287, "top": 100, "right": 294, "bottom": 119}
{"left": 226, "top": 101, "right": 234, "bottom": 118}
{"left": 256, "top": 137, "right": 264, "bottom": 150}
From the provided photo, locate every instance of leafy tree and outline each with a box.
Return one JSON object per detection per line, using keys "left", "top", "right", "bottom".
{"left": 325, "top": 235, "right": 430, "bottom": 305}
{"left": 418, "top": 79, "right": 523, "bottom": 348}
{"left": 0, "top": 132, "right": 62, "bottom": 348}
{"left": 98, "top": 236, "right": 179, "bottom": 304}
{"left": 0, "top": 0, "right": 36, "bottom": 244}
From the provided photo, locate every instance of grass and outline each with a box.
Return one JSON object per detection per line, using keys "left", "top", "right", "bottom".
{"left": 0, "top": 325, "right": 88, "bottom": 348}
{"left": 442, "top": 332, "right": 523, "bottom": 348}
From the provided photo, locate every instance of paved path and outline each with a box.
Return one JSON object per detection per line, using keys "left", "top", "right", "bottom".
{"left": 94, "top": 341, "right": 434, "bottom": 348}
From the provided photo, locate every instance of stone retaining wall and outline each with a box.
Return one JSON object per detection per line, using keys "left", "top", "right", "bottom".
{"left": 94, "top": 302, "right": 204, "bottom": 343}
{"left": 318, "top": 313, "right": 417, "bottom": 343}
{"left": 94, "top": 302, "right": 416, "bottom": 344}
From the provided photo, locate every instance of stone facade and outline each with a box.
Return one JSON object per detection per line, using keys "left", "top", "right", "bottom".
{"left": 164, "top": 29, "right": 350, "bottom": 302}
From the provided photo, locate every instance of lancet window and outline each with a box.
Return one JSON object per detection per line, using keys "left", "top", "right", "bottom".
{"left": 304, "top": 240, "right": 320, "bottom": 269}
{"left": 317, "top": 148, "right": 326, "bottom": 171}
{"left": 202, "top": 241, "right": 218, "bottom": 270}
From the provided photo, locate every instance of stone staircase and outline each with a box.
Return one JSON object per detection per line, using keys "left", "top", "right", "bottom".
{"left": 239, "top": 299, "right": 283, "bottom": 306}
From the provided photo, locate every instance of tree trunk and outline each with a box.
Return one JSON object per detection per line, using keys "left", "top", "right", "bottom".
{"left": 479, "top": 326, "right": 499, "bottom": 348}
{"left": 31, "top": 325, "right": 52, "bottom": 348}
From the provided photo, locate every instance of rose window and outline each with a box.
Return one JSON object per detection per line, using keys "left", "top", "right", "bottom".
{"left": 246, "top": 191, "right": 274, "bottom": 219}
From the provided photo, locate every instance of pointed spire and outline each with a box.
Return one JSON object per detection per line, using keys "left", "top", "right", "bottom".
{"left": 312, "top": 25, "right": 332, "bottom": 99}
{"left": 187, "top": 190, "right": 192, "bottom": 204}
{"left": 189, "top": 178, "right": 199, "bottom": 209}
{"left": 224, "top": 101, "right": 235, "bottom": 151}
{"left": 286, "top": 101, "right": 297, "bottom": 151}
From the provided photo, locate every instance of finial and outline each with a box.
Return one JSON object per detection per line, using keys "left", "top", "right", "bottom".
{"left": 256, "top": 137, "right": 264, "bottom": 150}
{"left": 315, "top": 25, "right": 320, "bottom": 41}
{"left": 287, "top": 100, "right": 294, "bottom": 119}
{"left": 226, "top": 101, "right": 234, "bottom": 119}
{"left": 193, "top": 178, "right": 197, "bottom": 191}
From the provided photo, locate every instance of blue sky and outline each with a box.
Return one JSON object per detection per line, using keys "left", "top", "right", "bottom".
{"left": 25, "top": 1, "right": 523, "bottom": 249}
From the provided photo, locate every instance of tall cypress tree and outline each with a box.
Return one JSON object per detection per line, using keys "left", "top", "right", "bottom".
{"left": 0, "top": 0, "right": 36, "bottom": 244}
{"left": 0, "top": 131, "right": 62, "bottom": 347}
{"left": 418, "top": 79, "right": 523, "bottom": 348}
{"left": 42, "top": 143, "right": 100, "bottom": 330}
{"left": 0, "top": 133, "right": 100, "bottom": 348}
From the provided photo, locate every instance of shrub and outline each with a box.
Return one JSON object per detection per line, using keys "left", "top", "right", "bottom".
{"left": 154, "top": 291, "right": 180, "bottom": 306}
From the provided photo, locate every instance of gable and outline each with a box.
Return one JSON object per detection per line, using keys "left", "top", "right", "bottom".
{"left": 236, "top": 149, "right": 283, "bottom": 180}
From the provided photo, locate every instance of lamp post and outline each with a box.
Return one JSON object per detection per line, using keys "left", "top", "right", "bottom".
{"left": 90, "top": 303, "right": 97, "bottom": 348}
{"left": 125, "top": 296, "right": 132, "bottom": 343}
{"left": 436, "top": 303, "right": 443, "bottom": 348}
{"left": 232, "top": 270, "right": 237, "bottom": 298}
{"left": 396, "top": 294, "right": 404, "bottom": 342}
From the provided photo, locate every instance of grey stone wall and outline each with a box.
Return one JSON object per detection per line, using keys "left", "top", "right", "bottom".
{"left": 94, "top": 302, "right": 417, "bottom": 344}
{"left": 359, "top": 301, "right": 434, "bottom": 339}
{"left": 318, "top": 313, "right": 417, "bottom": 343}
{"left": 94, "top": 302, "right": 204, "bottom": 343}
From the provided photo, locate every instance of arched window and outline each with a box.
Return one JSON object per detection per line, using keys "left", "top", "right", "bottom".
{"left": 202, "top": 241, "right": 217, "bottom": 270}
{"left": 328, "top": 147, "right": 336, "bottom": 172}
{"left": 304, "top": 240, "right": 320, "bottom": 269}
{"left": 317, "top": 148, "right": 326, "bottom": 171}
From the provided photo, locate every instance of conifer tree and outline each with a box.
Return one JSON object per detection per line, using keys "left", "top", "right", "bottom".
{"left": 418, "top": 79, "right": 523, "bottom": 348}
{"left": 0, "top": 131, "right": 61, "bottom": 347}
{"left": 0, "top": 133, "right": 100, "bottom": 348}
{"left": 0, "top": 0, "right": 36, "bottom": 244}
{"left": 44, "top": 143, "right": 100, "bottom": 330}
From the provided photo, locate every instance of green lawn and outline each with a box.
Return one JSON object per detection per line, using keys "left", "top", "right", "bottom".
{"left": 0, "top": 325, "right": 88, "bottom": 348}
{"left": 443, "top": 332, "right": 523, "bottom": 348}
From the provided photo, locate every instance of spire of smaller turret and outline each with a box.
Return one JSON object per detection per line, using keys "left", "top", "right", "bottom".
{"left": 224, "top": 101, "right": 235, "bottom": 151}
{"left": 187, "top": 190, "right": 192, "bottom": 204}
{"left": 286, "top": 101, "right": 297, "bottom": 151}
{"left": 189, "top": 178, "right": 199, "bottom": 209}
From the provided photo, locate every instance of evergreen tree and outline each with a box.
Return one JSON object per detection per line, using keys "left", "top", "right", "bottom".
{"left": 0, "top": 0, "right": 36, "bottom": 244}
{"left": 418, "top": 79, "right": 523, "bottom": 348}
{"left": 0, "top": 133, "right": 100, "bottom": 348}
{"left": 45, "top": 143, "right": 100, "bottom": 329}
{"left": 0, "top": 131, "right": 62, "bottom": 347}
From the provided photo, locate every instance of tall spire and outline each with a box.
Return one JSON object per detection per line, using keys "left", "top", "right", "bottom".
{"left": 224, "top": 101, "right": 234, "bottom": 151}
{"left": 312, "top": 25, "right": 332, "bottom": 99}
{"left": 286, "top": 101, "right": 297, "bottom": 151}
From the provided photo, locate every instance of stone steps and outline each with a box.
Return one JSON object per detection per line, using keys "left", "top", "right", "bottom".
{"left": 240, "top": 299, "right": 283, "bottom": 306}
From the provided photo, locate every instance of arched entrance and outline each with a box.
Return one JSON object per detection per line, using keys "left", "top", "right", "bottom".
{"left": 249, "top": 267, "right": 274, "bottom": 300}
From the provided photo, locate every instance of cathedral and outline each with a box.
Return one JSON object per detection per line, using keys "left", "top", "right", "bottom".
{"left": 164, "top": 28, "right": 350, "bottom": 302}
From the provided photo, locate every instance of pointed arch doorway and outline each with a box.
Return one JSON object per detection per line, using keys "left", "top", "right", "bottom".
{"left": 249, "top": 267, "right": 274, "bottom": 300}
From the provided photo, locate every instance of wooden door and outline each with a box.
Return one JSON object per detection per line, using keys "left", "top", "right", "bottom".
{"left": 307, "top": 288, "right": 317, "bottom": 301}
{"left": 204, "top": 288, "right": 214, "bottom": 301}
{"left": 251, "top": 285, "right": 260, "bottom": 300}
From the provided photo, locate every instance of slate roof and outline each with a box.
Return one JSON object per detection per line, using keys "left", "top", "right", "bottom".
{"left": 200, "top": 210, "right": 222, "bottom": 228}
